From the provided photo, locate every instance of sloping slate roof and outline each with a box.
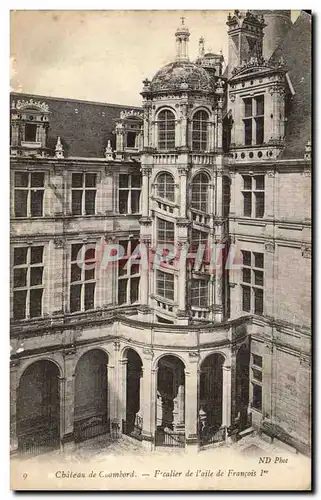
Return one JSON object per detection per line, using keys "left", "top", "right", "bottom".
{"left": 269, "top": 11, "right": 311, "bottom": 159}
{"left": 10, "top": 92, "right": 142, "bottom": 158}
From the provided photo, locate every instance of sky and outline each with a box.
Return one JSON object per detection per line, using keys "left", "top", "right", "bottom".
{"left": 10, "top": 10, "right": 301, "bottom": 107}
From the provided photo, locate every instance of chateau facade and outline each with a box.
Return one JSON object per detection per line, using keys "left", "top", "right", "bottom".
{"left": 10, "top": 10, "right": 311, "bottom": 455}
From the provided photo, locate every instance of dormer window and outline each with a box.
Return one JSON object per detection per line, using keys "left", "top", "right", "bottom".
{"left": 10, "top": 98, "right": 49, "bottom": 157}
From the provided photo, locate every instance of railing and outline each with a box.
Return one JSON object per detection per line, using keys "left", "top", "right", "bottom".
{"left": 191, "top": 211, "right": 210, "bottom": 225}
{"left": 190, "top": 154, "right": 216, "bottom": 165}
{"left": 18, "top": 426, "right": 60, "bottom": 456}
{"left": 155, "top": 427, "right": 185, "bottom": 448}
{"left": 199, "top": 425, "right": 227, "bottom": 447}
{"left": 122, "top": 414, "right": 143, "bottom": 441}
{"left": 74, "top": 415, "right": 109, "bottom": 443}
{"left": 152, "top": 154, "right": 178, "bottom": 165}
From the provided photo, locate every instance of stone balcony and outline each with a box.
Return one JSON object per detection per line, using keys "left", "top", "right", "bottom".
{"left": 229, "top": 144, "right": 284, "bottom": 163}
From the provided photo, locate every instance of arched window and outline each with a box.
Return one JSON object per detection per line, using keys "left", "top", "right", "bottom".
{"left": 192, "top": 110, "right": 209, "bottom": 151}
{"left": 158, "top": 110, "right": 175, "bottom": 150}
{"left": 157, "top": 172, "right": 175, "bottom": 202}
{"left": 191, "top": 172, "right": 209, "bottom": 212}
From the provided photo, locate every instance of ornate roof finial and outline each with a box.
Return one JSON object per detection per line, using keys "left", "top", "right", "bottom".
{"left": 199, "top": 37, "right": 205, "bottom": 58}
{"left": 175, "top": 16, "right": 190, "bottom": 62}
{"left": 55, "top": 137, "right": 64, "bottom": 159}
{"left": 105, "top": 140, "right": 114, "bottom": 161}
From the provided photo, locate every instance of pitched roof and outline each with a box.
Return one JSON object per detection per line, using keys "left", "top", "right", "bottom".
{"left": 269, "top": 11, "right": 311, "bottom": 159}
{"left": 10, "top": 92, "right": 142, "bottom": 158}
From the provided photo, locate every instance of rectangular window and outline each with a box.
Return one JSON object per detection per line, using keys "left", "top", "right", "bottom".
{"left": 118, "top": 174, "right": 141, "bottom": 214}
{"left": 252, "top": 384, "right": 262, "bottom": 411}
{"left": 251, "top": 354, "right": 263, "bottom": 411}
{"left": 241, "top": 251, "right": 264, "bottom": 315}
{"left": 157, "top": 219, "right": 175, "bottom": 245}
{"left": 156, "top": 270, "right": 174, "bottom": 301}
{"left": 71, "top": 173, "right": 97, "bottom": 215}
{"left": 12, "top": 246, "right": 44, "bottom": 319}
{"left": 25, "top": 123, "right": 37, "bottom": 142}
{"left": 70, "top": 243, "right": 96, "bottom": 312}
{"left": 255, "top": 117, "right": 264, "bottom": 145}
{"left": 117, "top": 239, "right": 140, "bottom": 305}
{"left": 243, "top": 95, "right": 264, "bottom": 146}
{"left": 14, "top": 171, "right": 45, "bottom": 218}
{"left": 241, "top": 175, "right": 265, "bottom": 218}
{"left": 191, "top": 279, "right": 208, "bottom": 307}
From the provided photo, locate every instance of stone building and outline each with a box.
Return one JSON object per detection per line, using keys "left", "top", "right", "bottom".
{"left": 10, "top": 10, "right": 311, "bottom": 456}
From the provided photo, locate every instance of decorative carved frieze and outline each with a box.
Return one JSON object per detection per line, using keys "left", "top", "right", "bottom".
{"left": 14, "top": 98, "right": 49, "bottom": 113}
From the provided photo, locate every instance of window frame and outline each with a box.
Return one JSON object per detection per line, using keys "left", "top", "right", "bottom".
{"left": 241, "top": 175, "right": 265, "bottom": 219}
{"left": 191, "top": 172, "right": 210, "bottom": 213}
{"left": 190, "top": 278, "right": 209, "bottom": 308}
{"left": 12, "top": 245, "right": 44, "bottom": 320}
{"left": 69, "top": 242, "right": 96, "bottom": 313}
{"left": 156, "top": 172, "right": 175, "bottom": 203}
{"left": 118, "top": 173, "right": 142, "bottom": 215}
{"left": 241, "top": 250, "right": 264, "bottom": 315}
{"left": 71, "top": 172, "right": 97, "bottom": 216}
{"left": 242, "top": 95, "right": 265, "bottom": 146}
{"left": 157, "top": 109, "right": 176, "bottom": 151}
{"left": 14, "top": 171, "right": 45, "bottom": 218}
{"left": 251, "top": 353, "right": 263, "bottom": 411}
{"left": 192, "top": 110, "right": 209, "bottom": 152}
{"left": 156, "top": 269, "right": 175, "bottom": 301}
{"left": 117, "top": 239, "right": 141, "bottom": 305}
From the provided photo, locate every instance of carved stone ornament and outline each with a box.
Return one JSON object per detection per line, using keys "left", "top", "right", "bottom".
{"left": 15, "top": 98, "right": 49, "bottom": 113}
{"left": 265, "top": 241, "right": 275, "bottom": 253}
{"left": 119, "top": 109, "right": 144, "bottom": 120}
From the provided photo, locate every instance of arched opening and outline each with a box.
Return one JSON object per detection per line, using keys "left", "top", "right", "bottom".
{"left": 156, "top": 172, "right": 175, "bottom": 202}
{"left": 74, "top": 349, "right": 109, "bottom": 442}
{"left": 191, "top": 172, "right": 210, "bottom": 213}
{"left": 192, "top": 110, "right": 209, "bottom": 151}
{"left": 17, "top": 360, "right": 60, "bottom": 454}
{"left": 235, "top": 343, "right": 250, "bottom": 431}
{"left": 158, "top": 110, "right": 176, "bottom": 150}
{"left": 199, "top": 353, "right": 225, "bottom": 444}
{"left": 155, "top": 355, "right": 185, "bottom": 447}
{"left": 123, "top": 349, "right": 143, "bottom": 439}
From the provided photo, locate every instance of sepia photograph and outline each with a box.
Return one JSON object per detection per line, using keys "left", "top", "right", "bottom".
{"left": 9, "top": 8, "right": 312, "bottom": 491}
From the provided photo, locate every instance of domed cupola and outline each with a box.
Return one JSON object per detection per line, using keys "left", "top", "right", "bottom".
{"left": 149, "top": 60, "right": 213, "bottom": 93}
{"left": 142, "top": 18, "right": 214, "bottom": 96}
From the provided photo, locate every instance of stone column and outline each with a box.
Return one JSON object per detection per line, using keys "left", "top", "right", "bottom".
{"left": 138, "top": 237, "right": 151, "bottom": 317}
{"left": 118, "top": 357, "right": 127, "bottom": 431}
{"left": 222, "top": 363, "right": 232, "bottom": 429}
{"left": 61, "top": 349, "right": 76, "bottom": 451}
{"left": 264, "top": 240, "right": 276, "bottom": 318}
{"left": 141, "top": 350, "right": 155, "bottom": 448}
{"left": 185, "top": 355, "right": 199, "bottom": 450}
{"left": 177, "top": 241, "right": 188, "bottom": 324}
{"left": 216, "top": 98, "right": 223, "bottom": 152}
{"left": 179, "top": 103, "right": 188, "bottom": 148}
{"left": 107, "top": 363, "right": 116, "bottom": 427}
{"left": 214, "top": 167, "right": 224, "bottom": 323}
{"left": 265, "top": 169, "right": 275, "bottom": 219}
{"left": 143, "top": 106, "right": 150, "bottom": 148}
{"left": 140, "top": 165, "right": 151, "bottom": 218}
{"left": 178, "top": 166, "right": 188, "bottom": 218}
{"left": 10, "top": 360, "right": 20, "bottom": 453}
